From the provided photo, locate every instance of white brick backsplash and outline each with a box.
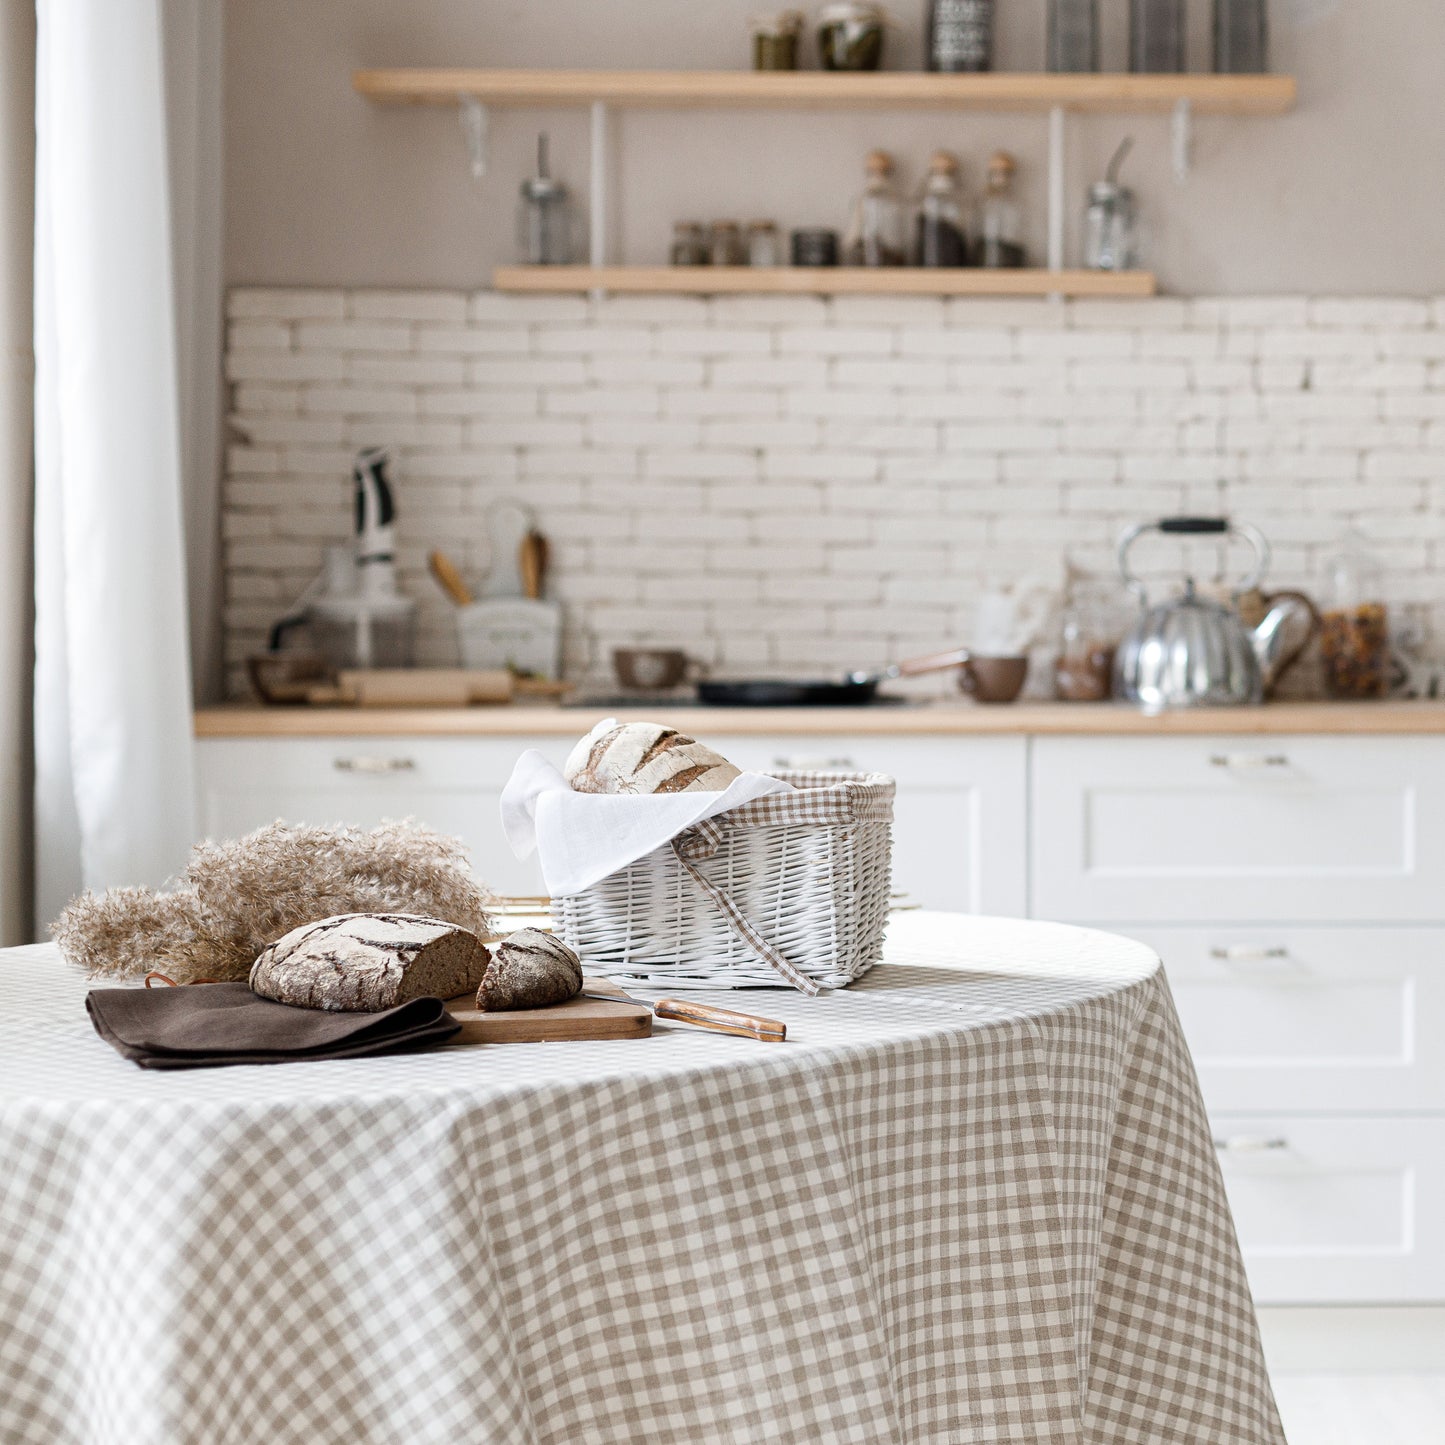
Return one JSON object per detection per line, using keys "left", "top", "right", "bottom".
{"left": 222, "top": 287, "right": 1445, "bottom": 692}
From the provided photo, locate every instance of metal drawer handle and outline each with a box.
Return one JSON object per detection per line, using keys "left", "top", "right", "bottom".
{"left": 333, "top": 756, "right": 416, "bottom": 775}
{"left": 1210, "top": 944, "right": 1290, "bottom": 963}
{"left": 773, "top": 755, "right": 857, "bottom": 771}
{"left": 1213, "top": 1135, "right": 1289, "bottom": 1154}
{"left": 1209, "top": 753, "right": 1289, "bottom": 769}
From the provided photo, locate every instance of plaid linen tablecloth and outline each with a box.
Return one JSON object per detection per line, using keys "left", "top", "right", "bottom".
{"left": 0, "top": 912, "right": 1284, "bottom": 1445}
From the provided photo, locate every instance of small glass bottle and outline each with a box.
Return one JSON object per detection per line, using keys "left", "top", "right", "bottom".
{"left": 976, "top": 151, "right": 1026, "bottom": 268}
{"left": 1048, "top": 0, "right": 1100, "bottom": 72}
{"left": 516, "top": 134, "right": 576, "bottom": 266}
{"left": 1084, "top": 139, "right": 1137, "bottom": 271}
{"left": 1214, "top": 0, "right": 1268, "bottom": 73}
{"left": 746, "top": 220, "right": 781, "bottom": 266}
{"left": 709, "top": 221, "right": 746, "bottom": 266}
{"left": 913, "top": 152, "right": 970, "bottom": 268}
{"left": 844, "top": 150, "right": 907, "bottom": 267}
{"left": 670, "top": 221, "right": 709, "bottom": 266}
{"left": 1130, "top": 0, "right": 1186, "bottom": 72}
{"left": 928, "top": 0, "right": 994, "bottom": 73}
{"left": 1320, "top": 530, "right": 1390, "bottom": 699}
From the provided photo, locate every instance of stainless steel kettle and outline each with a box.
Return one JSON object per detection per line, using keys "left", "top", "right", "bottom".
{"left": 1113, "top": 517, "right": 1321, "bottom": 712}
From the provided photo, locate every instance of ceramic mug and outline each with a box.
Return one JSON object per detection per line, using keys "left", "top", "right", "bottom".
{"left": 958, "top": 655, "right": 1028, "bottom": 704}
{"left": 612, "top": 647, "right": 706, "bottom": 692}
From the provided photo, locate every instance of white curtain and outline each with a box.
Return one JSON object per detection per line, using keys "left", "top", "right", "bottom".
{"left": 33, "top": 0, "right": 198, "bottom": 927}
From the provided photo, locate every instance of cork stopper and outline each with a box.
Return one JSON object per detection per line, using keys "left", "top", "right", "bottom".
{"left": 927, "top": 150, "right": 960, "bottom": 175}
{"left": 864, "top": 149, "right": 894, "bottom": 176}
{"left": 987, "top": 150, "right": 1017, "bottom": 179}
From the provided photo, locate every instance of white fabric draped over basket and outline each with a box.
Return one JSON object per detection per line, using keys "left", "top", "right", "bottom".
{"left": 553, "top": 771, "right": 896, "bottom": 993}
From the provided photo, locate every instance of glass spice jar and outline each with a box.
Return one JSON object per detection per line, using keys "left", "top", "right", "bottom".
{"left": 670, "top": 221, "right": 710, "bottom": 266}
{"left": 844, "top": 150, "right": 907, "bottom": 267}
{"left": 817, "top": 2, "right": 886, "bottom": 71}
{"left": 751, "top": 10, "right": 805, "bottom": 70}
{"left": 913, "top": 151, "right": 970, "bottom": 267}
{"left": 976, "top": 151, "right": 1026, "bottom": 268}
{"left": 1320, "top": 530, "right": 1390, "bottom": 699}
{"left": 709, "top": 221, "right": 746, "bottom": 266}
{"left": 746, "top": 220, "right": 781, "bottom": 266}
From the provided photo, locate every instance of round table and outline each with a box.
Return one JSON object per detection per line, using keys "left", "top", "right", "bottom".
{"left": 0, "top": 912, "right": 1284, "bottom": 1445}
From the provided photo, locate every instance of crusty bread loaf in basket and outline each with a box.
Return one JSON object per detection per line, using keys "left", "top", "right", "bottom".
{"left": 552, "top": 770, "right": 894, "bottom": 994}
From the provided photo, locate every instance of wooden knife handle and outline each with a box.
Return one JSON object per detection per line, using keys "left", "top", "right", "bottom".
{"left": 653, "top": 998, "right": 787, "bottom": 1042}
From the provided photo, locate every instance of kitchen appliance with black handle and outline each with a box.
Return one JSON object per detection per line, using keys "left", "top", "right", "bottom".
{"left": 1113, "top": 516, "right": 1321, "bottom": 712}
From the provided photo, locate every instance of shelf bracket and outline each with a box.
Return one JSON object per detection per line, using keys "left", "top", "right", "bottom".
{"left": 1171, "top": 97, "right": 1193, "bottom": 184}
{"left": 589, "top": 100, "right": 609, "bottom": 298}
{"left": 458, "top": 94, "right": 489, "bottom": 179}
{"left": 1046, "top": 104, "right": 1066, "bottom": 295}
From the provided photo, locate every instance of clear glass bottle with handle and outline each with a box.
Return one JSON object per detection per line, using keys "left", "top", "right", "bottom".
{"left": 1083, "top": 139, "right": 1137, "bottom": 271}
{"left": 844, "top": 150, "right": 907, "bottom": 267}
{"left": 1048, "top": 0, "right": 1099, "bottom": 73}
{"left": 516, "top": 134, "right": 577, "bottom": 266}
{"left": 1214, "top": 0, "right": 1268, "bottom": 73}
{"left": 976, "top": 151, "right": 1026, "bottom": 268}
{"left": 913, "top": 152, "right": 970, "bottom": 267}
{"left": 1130, "top": 0, "right": 1186, "bottom": 72}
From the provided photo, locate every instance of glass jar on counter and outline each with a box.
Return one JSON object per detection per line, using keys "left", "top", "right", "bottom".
{"left": 751, "top": 10, "right": 804, "bottom": 69}
{"left": 709, "top": 221, "right": 747, "bottom": 266}
{"left": 1320, "top": 530, "right": 1390, "bottom": 699}
{"left": 746, "top": 220, "right": 781, "bottom": 266}
{"left": 817, "top": 2, "right": 886, "bottom": 71}
{"left": 1055, "top": 577, "right": 1131, "bottom": 701}
{"left": 670, "top": 221, "right": 710, "bottom": 266}
{"left": 976, "top": 151, "right": 1025, "bottom": 268}
{"left": 913, "top": 152, "right": 970, "bottom": 267}
{"left": 844, "top": 150, "right": 907, "bottom": 267}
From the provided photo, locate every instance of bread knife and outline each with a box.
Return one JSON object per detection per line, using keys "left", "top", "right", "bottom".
{"left": 580, "top": 987, "right": 786, "bottom": 1042}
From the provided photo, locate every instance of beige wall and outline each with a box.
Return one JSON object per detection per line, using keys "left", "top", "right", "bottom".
{"left": 224, "top": 1, "right": 1440, "bottom": 296}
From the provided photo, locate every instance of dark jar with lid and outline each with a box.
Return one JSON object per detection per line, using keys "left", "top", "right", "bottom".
{"left": 1214, "top": 0, "right": 1268, "bottom": 73}
{"left": 1130, "top": 0, "right": 1186, "bottom": 72}
{"left": 817, "top": 2, "right": 886, "bottom": 71}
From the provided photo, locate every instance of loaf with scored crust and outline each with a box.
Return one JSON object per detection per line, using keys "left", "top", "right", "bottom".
{"left": 564, "top": 721, "right": 740, "bottom": 795}
{"left": 476, "top": 928, "right": 584, "bottom": 1011}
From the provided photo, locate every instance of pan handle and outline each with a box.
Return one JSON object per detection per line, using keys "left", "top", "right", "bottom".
{"left": 892, "top": 646, "right": 973, "bottom": 679}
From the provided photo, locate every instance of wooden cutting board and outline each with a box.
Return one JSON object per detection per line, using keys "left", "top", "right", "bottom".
{"left": 445, "top": 976, "right": 651, "bottom": 1044}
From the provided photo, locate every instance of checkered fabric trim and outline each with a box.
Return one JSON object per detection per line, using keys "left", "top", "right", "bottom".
{"left": 0, "top": 915, "right": 1284, "bottom": 1445}
{"left": 727, "top": 769, "right": 895, "bottom": 827}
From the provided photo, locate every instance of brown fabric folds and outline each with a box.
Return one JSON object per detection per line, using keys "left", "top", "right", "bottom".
{"left": 86, "top": 981, "right": 460, "bottom": 1070}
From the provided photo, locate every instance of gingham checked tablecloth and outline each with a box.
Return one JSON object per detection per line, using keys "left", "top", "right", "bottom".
{"left": 0, "top": 912, "right": 1284, "bottom": 1445}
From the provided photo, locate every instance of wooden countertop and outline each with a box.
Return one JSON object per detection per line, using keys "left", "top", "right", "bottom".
{"left": 194, "top": 700, "right": 1445, "bottom": 738}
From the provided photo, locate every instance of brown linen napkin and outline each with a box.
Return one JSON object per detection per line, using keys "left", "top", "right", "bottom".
{"left": 86, "top": 982, "right": 461, "bottom": 1070}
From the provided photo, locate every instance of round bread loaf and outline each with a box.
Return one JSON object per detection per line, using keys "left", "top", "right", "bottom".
{"left": 249, "top": 913, "right": 491, "bottom": 1012}
{"left": 477, "top": 928, "right": 584, "bottom": 1011}
{"left": 564, "top": 721, "right": 741, "bottom": 795}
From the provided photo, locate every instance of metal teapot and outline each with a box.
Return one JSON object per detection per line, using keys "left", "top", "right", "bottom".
{"left": 1113, "top": 517, "right": 1321, "bottom": 712}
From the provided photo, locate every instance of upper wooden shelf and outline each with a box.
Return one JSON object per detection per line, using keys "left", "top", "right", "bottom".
{"left": 353, "top": 68, "right": 1297, "bottom": 116}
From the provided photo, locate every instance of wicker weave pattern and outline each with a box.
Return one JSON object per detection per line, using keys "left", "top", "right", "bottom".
{"left": 554, "top": 771, "right": 895, "bottom": 991}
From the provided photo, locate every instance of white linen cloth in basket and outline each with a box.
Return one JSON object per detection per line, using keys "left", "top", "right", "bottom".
{"left": 500, "top": 737, "right": 894, "bottom": 994}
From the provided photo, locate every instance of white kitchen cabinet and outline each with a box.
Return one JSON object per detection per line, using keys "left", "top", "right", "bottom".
{"left": 1211, "top": 1116, "right": 1445, "bottom": 1304}
{"left": 1030, "top": 736, "right": 1445, "bottom": 924}
{"left": 1124, "top": 926, "right": 1445, "bottom": 1114}
{"left": 194, "top": 736, "right": 567, "bottom": 896}
{"left": 194, "top": 732, "right": 1027, "bottom": 916}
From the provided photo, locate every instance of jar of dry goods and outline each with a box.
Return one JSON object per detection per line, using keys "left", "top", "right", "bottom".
{"left": 709, "top": 221, "right": 746, "bottom": 266}
{"left": 1320, "top": 530, "right": 1390, "bottom": 699}
{"left": 791, "top": 227, "right": 840, "bottom": 266}
{"left": 1055, "top": 576, "right": 1130, "bottom": 701}
{"left": 746, "top": 220, "right": 781, "bottom": 266}
{"left": 844, "top": 150, "right": 907, "bottom": 267}
{"left": 751, "top": 10, "right": 805, "bottom": 69}
{"left": 977, "top": 151, "right": 1025, "bottom": 267}
{"left": 817, "top": 1, "right": 886, "bottom": 71}
{"left": 914, "top": 151, "right": 970, "bottom": 267}
{"left": 670, "top": 221, "right": 709, "bottom": 266}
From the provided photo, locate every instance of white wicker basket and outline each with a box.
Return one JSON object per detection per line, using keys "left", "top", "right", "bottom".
{"left": 552, "top": 770, "right": 894, "bottom": 994}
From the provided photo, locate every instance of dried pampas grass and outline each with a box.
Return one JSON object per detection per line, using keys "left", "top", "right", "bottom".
{"left": 54, "top": 820, "right": 495, "bottom": 983}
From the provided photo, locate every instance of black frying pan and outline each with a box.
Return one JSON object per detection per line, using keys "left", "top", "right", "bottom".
{"left": 697, "top": 648, "right": 971, "bottom": 707}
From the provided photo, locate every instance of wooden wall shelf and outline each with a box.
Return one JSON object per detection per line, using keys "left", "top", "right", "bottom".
{"left": 492, "top": 266, "right": 1157, "bottom": 298}
{"left": 355, "top": 68, "right": 1296, "bottom": 116}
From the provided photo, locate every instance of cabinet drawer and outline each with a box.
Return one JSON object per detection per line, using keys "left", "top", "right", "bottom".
{"left": 195, "top": 736, "right": 567, "bottom": 896}
{"left": 1124, "top": 926, "right": 1445, "bottom": 1113}
{"left": 1031, "top": 736, "right": 1445, "bottom": 922}
{"left": 723, "top": 736, "right": 1027, "bottom": 916}
{"left": 1212, "top": 1116, "right": 1445, "bottom": 1304}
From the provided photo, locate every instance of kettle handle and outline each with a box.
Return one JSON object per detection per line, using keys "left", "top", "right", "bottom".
{"left": 1117, "top": 517, "right": 1270, "bottom": 599}
{"left": 1257, "top": 589, "right": 1324, "bottom": 695}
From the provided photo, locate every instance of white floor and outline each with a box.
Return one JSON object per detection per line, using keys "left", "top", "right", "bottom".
{"left": 1273, "top": 1376, "right": 1445, "bottom": 1444}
